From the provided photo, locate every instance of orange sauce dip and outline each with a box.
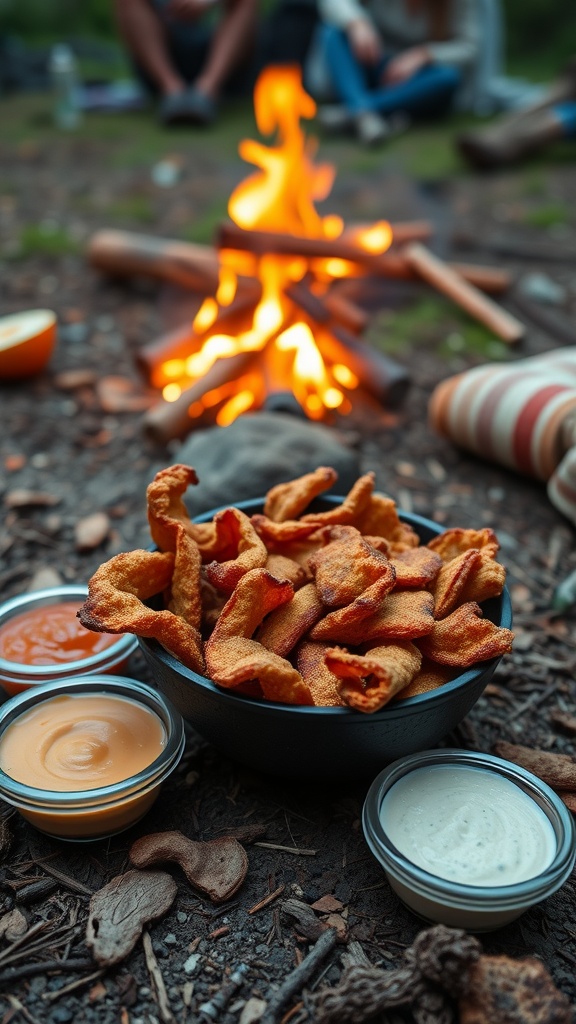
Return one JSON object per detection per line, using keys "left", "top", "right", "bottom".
{"left": 0, "top": 603, "right": 119, "bottom": 666}
{"left": 0, "top": 694, "right": 166, "bottom": 792}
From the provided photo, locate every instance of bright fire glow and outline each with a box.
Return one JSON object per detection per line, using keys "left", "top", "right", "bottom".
{"left": 158, "top": 65, "right": 393, "bottom": 422}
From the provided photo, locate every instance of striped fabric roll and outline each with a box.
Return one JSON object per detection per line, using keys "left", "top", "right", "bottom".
{"left": 429, "top": 348, "right": 576, "bottom": 526}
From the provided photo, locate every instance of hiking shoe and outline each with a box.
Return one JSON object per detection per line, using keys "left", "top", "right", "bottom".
{"left": 355, "top": 111, "right": 390, "bottom": 146}
{"left": 159, "top": 87, "right": 217, "bottom": 126}
{"left": 317, "top": 104, "right": 353, "bottom": 134}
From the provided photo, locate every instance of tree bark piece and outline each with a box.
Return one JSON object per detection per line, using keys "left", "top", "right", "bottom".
{"left": 86, "top": 869, "right": 177, "bottom": 968}
{"left": 129, "top": 830, "right": 249, "bottom": 903}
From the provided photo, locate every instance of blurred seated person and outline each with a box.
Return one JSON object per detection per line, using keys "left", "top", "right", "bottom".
{"left": 113, "top": 0, "right": 258, "bottom": 125}
{"left": 304, "top": 0, "right": 497, "bottom": 145}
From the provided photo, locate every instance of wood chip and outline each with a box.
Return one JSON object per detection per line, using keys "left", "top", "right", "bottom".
{"left": 311, "top": 896, "right": 344, "bottom": 914}
{"left": 0, "top": 908, "right": 28, "bottom": 942}
{"left": 492, "top": 741, "right": 576, "bottom": 790}
{"left": 86, "top": 869, "right": 177, "bottom": 967}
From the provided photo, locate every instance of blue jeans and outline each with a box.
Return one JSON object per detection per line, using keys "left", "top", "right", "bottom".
{"left": 320, "top": 25, "right": 460, "bottom": 117}
{"left": 555, "top": 102, "right": 576, "bottom": 137}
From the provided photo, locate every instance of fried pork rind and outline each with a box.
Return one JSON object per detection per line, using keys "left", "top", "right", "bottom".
{"left": 428, "top": 527, "right": 499, "bottom": 562}
{"left": 354, "top": 494, "right": 420, "bottom": 552}
{"left": 296, "top": 641, "right": 342, "bottom": 707}
{"left": 300, "top": 472, "right": 375, "bottom": 526}
{"left": 418, "top": 601, "right": 514, "bottom": 667}
{"left": 396, "top": 659, "right": 457, "bottom": 699}
{"left": 310, "top": 589, "right": 434, "bottom": 645}
{"left": 263, "top": 466, "right": 337, "bottom": 522}
{"left": 257, "top": 583, "right": 324, "bottom": 658}
{"left": 168, "top": 524, "right": 203, "bottom": 628}
{"left": 433, "top": 549, "right": 483, "bottom": 620}
{"left": 308, "top": 573, "right": 399, "bottom": 644}
{"left": 203, "top": 508, "right": 267, "bottom": 595}
{"left": 391, "top": 547, "right": 443, "bottom": 589}
{"left": 265, "top": 553, "right": 309, "bottom": 589}
{"left": 308, "top": 526, "right": 394, "bottom": 607}
{"left": 433, "top": 550, "right": 506, "bottom": 619}
{"left": 78, "top": 549, "right": 205, "bottom": 674}
{"left": 251, "top": 514, "right": 324, "bottom": 546}
{"left": 146, "top": 463, "right": 215, "bottom": 552}
{"left": 205, "top": 568, "right": 313, "bottom": 704}
{"left": 325, "top": 641, "right": 422, "bottom": 713}
{"left": 206, "top": 636, "right": 313, "bottom": 705}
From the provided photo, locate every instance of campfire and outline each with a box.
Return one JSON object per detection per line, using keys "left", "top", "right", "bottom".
{"left": 88, "top": 66, "right": 526, "bottom": 444}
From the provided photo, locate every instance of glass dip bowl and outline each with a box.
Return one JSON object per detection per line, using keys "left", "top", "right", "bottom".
{"left": 0, "top": 675, "right": 185, "bottom": 840}
{"left": 0, "top": 585, "right": 138, "bottom": 695}
{"left": 362, "top": 748, "right": 576, "bottom": 931}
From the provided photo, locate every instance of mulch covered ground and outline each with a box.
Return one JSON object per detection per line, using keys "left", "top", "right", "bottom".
{"left": 1, "top": 92, "right": 576, "bottom": 1023}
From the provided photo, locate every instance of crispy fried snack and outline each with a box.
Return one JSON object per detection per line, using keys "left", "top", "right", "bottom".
{"left": 418, "top": 601, "right": 514, "bottom": 667}
{"left": 396, "top": 659, "right": 457, "bottom": 699}
{"left": 391, "top": 547, "right": 443, "bottom": 589}
{"left": 146, "top": 463, "right": 215, "bottom": 552}
{"left": 459, "top": 555, "right": 507, "bottom": 606}
{"left": 433, "top": 549, "right": 483, "bottom": 620}
{"left": 308, "top": 573, "right": 399, "bottom": 643}
{"left": 263, "top": 466, "right": 337, "bottom": 522}
{"left": 309, "top": 526, "right": 394, "bottom": 607}
{"left": 205, "top": 568, "right": 313, "bottom": 703}
{"left": 168, "top": 524, "right": 203, "bottom": 629}
{"left": 203, "top": 508, "right": 268, "bottom": 595}
{"left": 310, "top": 589, "right": 434, "bottom": 645}
{"left": 206, "top": 636, "right": 313, "bottom": 704}
{"left": 325, "top": 641, "right": 422, "bottom": 713}
{"left": 257, "top": 583, "right": 324, "bottom": 658}
{"left": 428, "top": 527, "right": 499, "bottom": 562}
{"left": 354, "top": 494, "right": 420, "bottom": 552}
{"left": 300, "top": 472, "right": 375, "bottom": 526}
{"left": 296, "top": 641, "right": 342, "bottom": 707}
{"left": 265, "top": 553, "right": 309, "bottom": 589}
{"left": 78, "top": 549, "right": 205, "bottom": 674}
{"left": 251, "top": 514, "right": 324, "bottom": 546}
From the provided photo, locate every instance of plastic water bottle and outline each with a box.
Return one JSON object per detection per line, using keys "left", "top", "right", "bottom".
{"left": 49, "top": 44, "right": 81, "bottom": 130}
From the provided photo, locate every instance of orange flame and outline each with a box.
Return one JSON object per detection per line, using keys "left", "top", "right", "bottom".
{"left": 159, "top": 66, "right": 392, "bottom": 424}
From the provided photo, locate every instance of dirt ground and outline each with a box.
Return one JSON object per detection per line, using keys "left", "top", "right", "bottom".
{"left": 1, "top": 91, "right": 576, "bottom": 1023}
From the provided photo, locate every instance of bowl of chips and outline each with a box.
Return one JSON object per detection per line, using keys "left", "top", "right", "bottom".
{"left": 79, "top": 464, "right": 514, "bottom": 781}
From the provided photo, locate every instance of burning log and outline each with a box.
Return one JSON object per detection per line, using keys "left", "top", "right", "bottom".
{"left": 285, "top": 282, "right": 410, "bottom": 409}
{"left": 322, "top": 292, "right": 368, "bottom": 333}
{"left": 88, "top": 229, "right": 220, "bottom": 293}
{"left": 217, "top": 223, "right": 513, "bottom": 296}
{"left": 135, "top": 290, "right": 260, "bottom": 385}
{"left": 403, "top": 242, "right": 525, "bottom": 343}
{"left": 142, "top": 349, "right": 260, "bottom": 444}
{"left": 342, "top": 220, "right": 433, "bottom": 245}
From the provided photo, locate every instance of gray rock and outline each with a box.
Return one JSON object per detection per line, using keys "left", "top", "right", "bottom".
{"left": 173, "top": 413, "right": 361, "bottom": 516}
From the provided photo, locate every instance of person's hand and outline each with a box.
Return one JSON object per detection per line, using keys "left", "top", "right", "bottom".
{"left": 382, "top": 46, "right": 431, "bottom": 84}
{"left": 165, "top": 0, "right": 218, "bottom": 21}
{"left": 347, "top": 19, "right": 382, "bottom": 65}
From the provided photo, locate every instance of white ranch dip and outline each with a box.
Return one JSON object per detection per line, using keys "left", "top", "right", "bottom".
{"left": 381, "top": 764, "right": 556, "bottom": 886}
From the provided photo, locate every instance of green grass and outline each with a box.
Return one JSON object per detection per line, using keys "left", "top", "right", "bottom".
{"left": 10, "top": 222, "right": 79, "bottom": 259}
{"left": 366, "top": 296, "right": 511, "bottom": 362}
{"left": 522, "top": 201, "right": 570, "bottom": 228}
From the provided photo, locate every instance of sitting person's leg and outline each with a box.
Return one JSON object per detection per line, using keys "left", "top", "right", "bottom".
{"left": 365, "top": 63, "right": 461, "bottom": 118}
{"left": 321, "top": 25, "right": 375, "bottom": 114}
{"left": 113, "top": 0, "right": 187, "bottom": 97}
{"left": 193, "top": 0, "right": 258, "bottom": 102}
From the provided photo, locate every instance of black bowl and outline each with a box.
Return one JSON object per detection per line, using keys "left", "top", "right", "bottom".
{"left": 139, "top": 497, "right": 512, "bottom": 781}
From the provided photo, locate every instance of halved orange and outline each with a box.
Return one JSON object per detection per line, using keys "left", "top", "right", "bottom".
{"left": 0, "top": 310, "right": 57, "bottom": 379}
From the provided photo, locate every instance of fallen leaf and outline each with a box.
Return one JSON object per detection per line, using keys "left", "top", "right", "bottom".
{"left": 75, "top": 512, "right": 111, "bottom": 551}
{"left": 96, "top": 376, "right": 156, "bottom": 413}
{"left": 460, "top": 954, "right": 572, "bottom": 1024}
{"left": 86, "top": 869, "right": 177, "bottom": 968}
{"left": 5, "top": 490, "right": 59, "bottom": 509}
{"left": 129, "top": 831, "right": 248, "bottom": 903}
{"left": 311, "top": 895, "right": 344, "bottom": 913}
